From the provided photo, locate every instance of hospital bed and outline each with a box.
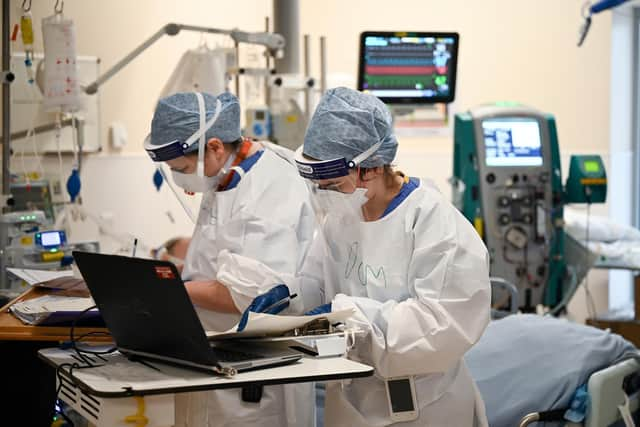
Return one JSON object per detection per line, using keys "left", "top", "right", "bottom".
{"left": 564, "top": 208, "right": 640, "bottom": 272}
{"left": 467, "top": 279, "right": 640, "bottom": 427}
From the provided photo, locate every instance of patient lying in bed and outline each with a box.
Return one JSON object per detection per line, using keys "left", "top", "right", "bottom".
{"left": 465, "top": 314, "right": 635, "bottom": 427}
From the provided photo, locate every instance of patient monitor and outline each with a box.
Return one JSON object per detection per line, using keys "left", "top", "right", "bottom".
{"left": 453, "top": 104, "right": 606, "bottom": 311}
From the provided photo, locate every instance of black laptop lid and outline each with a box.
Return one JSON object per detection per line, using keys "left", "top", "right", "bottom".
{"left": 73, "top": 251, "right": 215, "bottom": 366}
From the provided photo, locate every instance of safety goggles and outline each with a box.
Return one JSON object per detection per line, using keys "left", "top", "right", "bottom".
{"left": 293, "top": 141, "right": 382, "bottom": 181}
{"left": 144, "top": 97, "right": 222, "bottom": 162}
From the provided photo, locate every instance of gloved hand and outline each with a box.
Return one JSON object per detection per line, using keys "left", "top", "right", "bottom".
{"left": 304, "top": 302, "right": 332, "bottom": 316}
{"left": 237, "top": 284, "right": 291, "bottom": 332}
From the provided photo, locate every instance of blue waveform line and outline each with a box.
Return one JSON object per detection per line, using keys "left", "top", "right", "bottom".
{"left": 365, "top": 58, "right": 437, "bottom": 66}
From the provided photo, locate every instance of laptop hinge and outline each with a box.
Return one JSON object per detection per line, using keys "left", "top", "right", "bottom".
{"left": 213, "top": 365, "right": 237, "bottom": 378}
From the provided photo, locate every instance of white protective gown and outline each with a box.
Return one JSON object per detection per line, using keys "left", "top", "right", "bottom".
{"left": 175, "top": 145, "right": 316, "bottom": 427}
{"left": 301, "top": 178, "right": 491, "bottom": 427}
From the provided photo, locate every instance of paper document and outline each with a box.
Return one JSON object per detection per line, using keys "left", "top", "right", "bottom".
{"left": 7, "top": 268, "right": 74, "bottom": 286}
{"left": 9, "top": 295, "right": 97, "bottom": 325}
{"left": 7, "top": 268, "right": 88, "bottom": 295}
{"left": 206, "top": 308, "right": 355, "bottom": 340}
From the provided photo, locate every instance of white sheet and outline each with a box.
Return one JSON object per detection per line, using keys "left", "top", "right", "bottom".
{"left": 564, "top": 208, "right": 640, "bottom": 243}
{"left": 564, "top": 208, "right": 640, "bottom": 268}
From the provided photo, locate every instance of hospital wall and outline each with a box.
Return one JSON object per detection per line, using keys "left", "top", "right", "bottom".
{"left": 2, "top": 0, "right": 613, "bottom": 321}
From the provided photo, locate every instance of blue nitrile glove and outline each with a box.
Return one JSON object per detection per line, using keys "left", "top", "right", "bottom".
{"left": 237, "top": 284, "right": 290, "bottom": 332}
{"left": 305, "top": 303, "right": 332, "bottom": 316}
{"left": 564, "top": 384, "right": 589, "bottom": 423}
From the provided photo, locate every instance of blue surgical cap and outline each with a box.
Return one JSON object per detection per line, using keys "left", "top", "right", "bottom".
{"left": 303, "top": 87, "right": 398, "bottom": 168}
{"left": 149, "top": 92, "right": 241, "bottom": 154}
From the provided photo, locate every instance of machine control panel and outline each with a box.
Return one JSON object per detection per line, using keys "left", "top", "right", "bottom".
{"left": 453, "top": 104, "right": 606, "bottom": 311}
{"left": 470, "top": 106, "right": 557, "bottom": 309}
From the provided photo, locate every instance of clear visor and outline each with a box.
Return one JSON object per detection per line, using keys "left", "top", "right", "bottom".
{"left": 304, "top": 168, "right": 370, "bottom": 234}
{"left": 294, "top": 141, "right": 382, "bottom": 223}
{"left": 144, "top": 135, "right": 187, "bottom": 162}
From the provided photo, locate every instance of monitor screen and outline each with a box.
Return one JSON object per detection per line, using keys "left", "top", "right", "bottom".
{"left": 41, "top": 231, "right": 62, "bottom": 247}
{"left": 483, "top": 118, "right": 543, "bottom": 167}
{"left": 358, "top": 32, "right": 459, "bottom": 104}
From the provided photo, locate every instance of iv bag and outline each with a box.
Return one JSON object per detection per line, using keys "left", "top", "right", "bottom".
{"left": 159, "top": 47, "right": 233, "bottom": 99}
{"left": 41, "top": 14, "right": 83, "bottom": 112}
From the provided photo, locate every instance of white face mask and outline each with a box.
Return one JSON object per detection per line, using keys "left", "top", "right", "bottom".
{"left": 171, "top": 151, "right": 235, "bottom": 193}
{"left": 314, "top": 187, "right": 369, "bottom": 220}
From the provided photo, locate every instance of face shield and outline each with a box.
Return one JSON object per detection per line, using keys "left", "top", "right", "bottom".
{"left": 294, "top": 141, "right": 382, "bottom": 224}
{"left": 144, "top": 94, "right": 223, "bottom": 193}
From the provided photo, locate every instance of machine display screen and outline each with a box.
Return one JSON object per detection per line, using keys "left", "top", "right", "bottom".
{"left": 40, "top": 231, "right": 62, "bottom": 247}
{"left": 483, "top": 118, "right": 543, "bottom": 167}
{"left": 358, "top": 32, "right": 459, "bottom": 104}
{"left": 584, "top": 160, "right": 600, "bottom": 173}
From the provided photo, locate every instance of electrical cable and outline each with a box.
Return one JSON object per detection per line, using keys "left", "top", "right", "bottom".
{"left": 583, "top": 197, "right": 598, "bottom": 319}
{"left": 69, "top": 304, "right": 116, "bottom": 357}
{"left": 55, "top": 112, "right": 65, "bottom": 194}
{"left": 54, "top": 305, "right": 117, "bottom": 425}
{"left": 26, "top": 83, "right": 45, "bottom": 178}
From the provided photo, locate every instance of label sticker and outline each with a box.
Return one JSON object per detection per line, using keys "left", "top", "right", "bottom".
{"left": 154, "top": 266, "right": 175, "bottom": 279}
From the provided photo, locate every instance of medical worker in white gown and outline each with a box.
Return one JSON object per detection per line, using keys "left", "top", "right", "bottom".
{"left": 294, "top": 87, "right": 491, "bottom": 427}
{"left": 145, "top": 91, "right": 315, "bottom": 427}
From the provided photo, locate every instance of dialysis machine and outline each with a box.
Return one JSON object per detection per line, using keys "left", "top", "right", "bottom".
{"left": 452, "top": 103, "right": 607, "bottom": 311}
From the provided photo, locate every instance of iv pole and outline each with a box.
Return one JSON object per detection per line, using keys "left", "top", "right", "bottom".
{"left": 2, "top": 0, "right": 13, "bottom": 209}
{"left": 83, "top": 23, "right": 285, "bottom": 96}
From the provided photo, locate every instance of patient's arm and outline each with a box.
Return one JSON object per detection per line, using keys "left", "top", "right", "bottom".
{"left": 184, "top": 280, "right": 240, "bottom": 314}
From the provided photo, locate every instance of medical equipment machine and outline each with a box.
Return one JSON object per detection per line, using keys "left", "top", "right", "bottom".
{"left": 0, "top": 207, "right": 98, "bottom": 289}
{"left": 9, "top": 180, "right": 55, "bottom": 219}
{"left": 245, "top": 106, "right": 272, "bottom": 140}
{"left": 452, "top": 103, "right": 607, "bottom": 311}
{"left": 357, "top": 31, "right": 459, "bottom": 104}
{"left": 565, "top": 155, "right": 607, "bottom": 204}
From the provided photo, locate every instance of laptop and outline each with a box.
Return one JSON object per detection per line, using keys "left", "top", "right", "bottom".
{"left": 72, "top": 251, "right": 302, "bottom": 375}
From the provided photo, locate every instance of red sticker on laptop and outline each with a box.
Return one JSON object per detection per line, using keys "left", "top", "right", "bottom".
{"left": 154, "top": 266, "right": 175, "bottom": 279}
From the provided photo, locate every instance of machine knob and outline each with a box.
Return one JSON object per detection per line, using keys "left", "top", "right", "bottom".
{"left": 498, "top": 196, "right": 510, "bottom": 207}
{"left": 522, "top": 214, "right": 533, "bottom": 224}
{"left": 537, "top": 265, "right": 546, "bottom": 277}
{"left": 499, "top": 214, "right": 511, "bottom": 225}
{"left": 539, "top": 172, "right": 549, "bottom": 183}
{"left": 512, "top": 174, "right": 520, "bottom": 183}
{"left": 486, "top": 173, "right": 496, "bottom": 184}
{"left": 522, "top": 196, "right": 532, "bottom": 206}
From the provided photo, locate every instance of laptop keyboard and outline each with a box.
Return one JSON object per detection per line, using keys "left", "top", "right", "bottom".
{"left": 210, "top": 347, "right": 266, "bottom": 362}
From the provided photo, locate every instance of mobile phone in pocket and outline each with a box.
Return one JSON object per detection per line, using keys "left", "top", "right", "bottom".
{"left": 385, "top": 376, "right": 419, "bottom": 422}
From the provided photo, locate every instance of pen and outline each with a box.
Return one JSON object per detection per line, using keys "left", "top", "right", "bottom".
{"left": 132, "top": 238, "right": 138, "bottom": 257}
{"left": 261, "top": 293, "right": 298, "bottom": 314}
